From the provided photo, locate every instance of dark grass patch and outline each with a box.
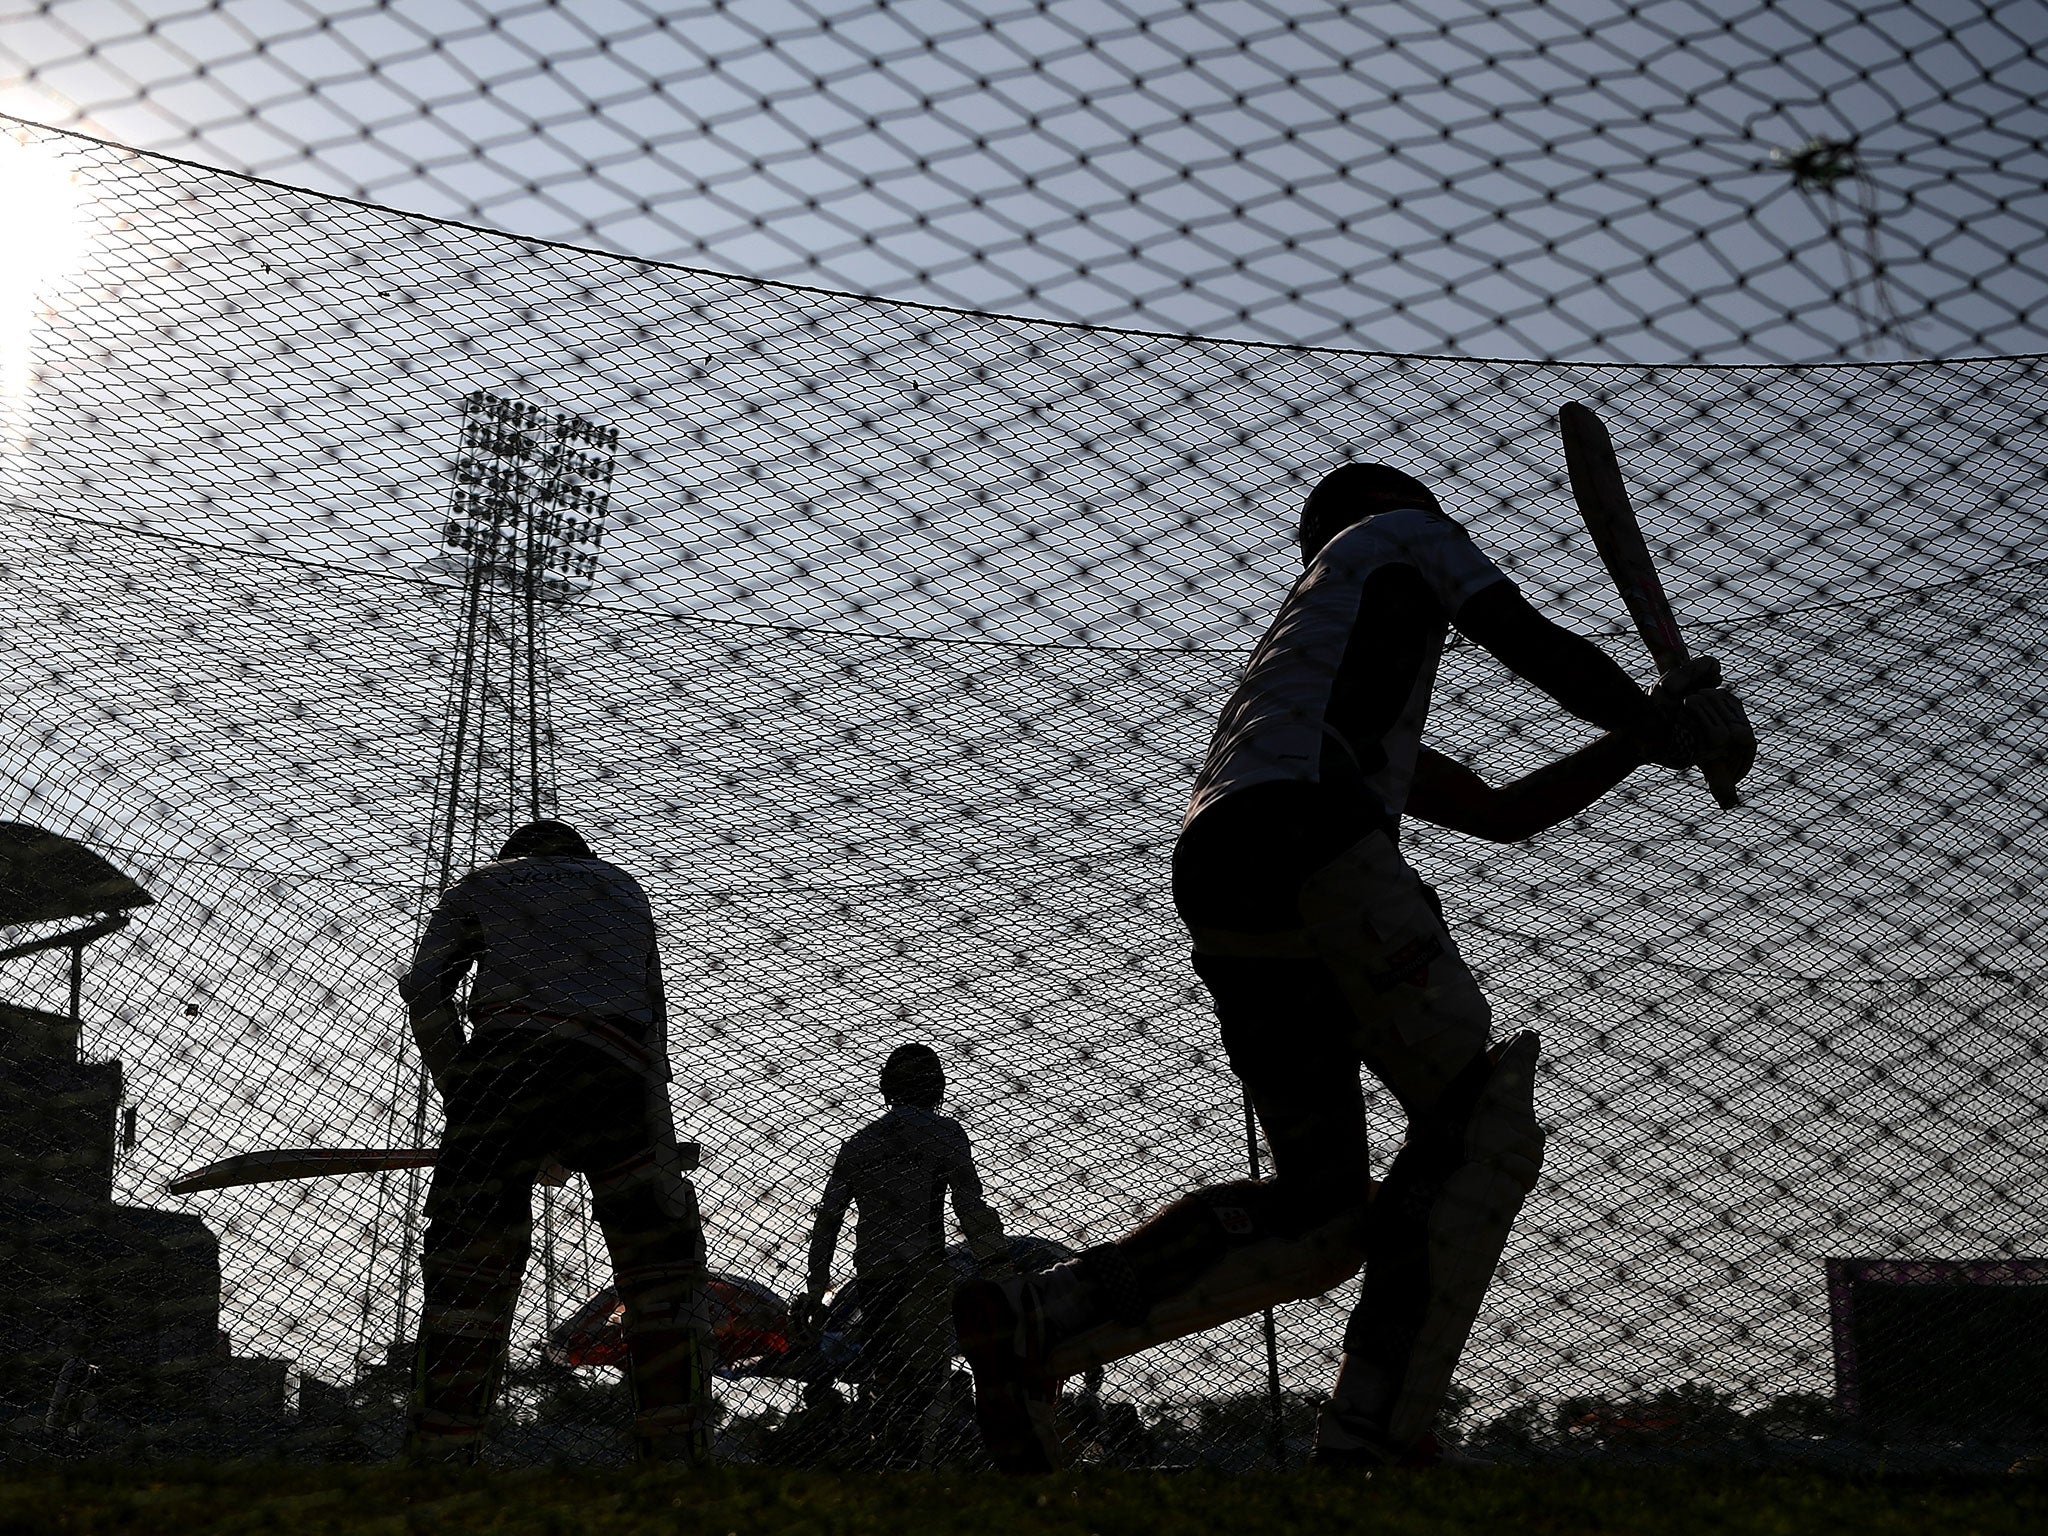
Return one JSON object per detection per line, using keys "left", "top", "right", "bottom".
{"left": 0, "top": 1465, "right": 2042, "bottom": 1536}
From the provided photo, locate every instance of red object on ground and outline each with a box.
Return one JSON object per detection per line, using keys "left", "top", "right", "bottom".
{"left": 548, "top": 1273, "right": 790, "bottom": 1370}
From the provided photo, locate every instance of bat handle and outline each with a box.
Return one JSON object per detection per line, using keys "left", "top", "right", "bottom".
{"left": 1701, "top": 759, "right": 1743, "bottom": 810}
{"left": 1657, "top": 647, "right": 1742, "bottom": 809}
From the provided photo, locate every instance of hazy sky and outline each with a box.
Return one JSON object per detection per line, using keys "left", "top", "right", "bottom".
{"left": 1, "top": 4, "right": 2045, "bottom": 1445}
{"left": 3, "top": 1, "right": 2046, "bottom": 361}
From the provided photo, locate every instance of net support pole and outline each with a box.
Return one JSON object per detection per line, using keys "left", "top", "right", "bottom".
{"left": 1244, "top": 1087, "right": 1286, "bottom": 1466}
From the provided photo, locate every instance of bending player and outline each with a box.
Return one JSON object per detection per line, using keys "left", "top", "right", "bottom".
{"left": 955, "top": 463, "right": 1753, "bottom": 1471}
{"left": 801, "top": 1044, "right": 1013, "bottom": 1467}
{"left": 399, "top": 819, "right": 711, "bottom": 1464}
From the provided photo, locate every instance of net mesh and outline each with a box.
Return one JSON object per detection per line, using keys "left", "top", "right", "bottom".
{"left": 1, "top": 0, "right": 2045, "bottom": 363}
{"left": 0, "top": 0, "right": 2042, "bottom": 1474}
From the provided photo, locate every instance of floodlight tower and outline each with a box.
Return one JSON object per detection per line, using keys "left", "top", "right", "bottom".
{"left": 370, "top": 392, "right": 618, "bottom": 1374}
{"left": 433, "top": 390, "right": 616, "bottom": 877}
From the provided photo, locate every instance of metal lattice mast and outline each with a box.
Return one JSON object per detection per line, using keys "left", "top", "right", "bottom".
{"left": 380, "top": 392, "right": 617, "bottom": 1361}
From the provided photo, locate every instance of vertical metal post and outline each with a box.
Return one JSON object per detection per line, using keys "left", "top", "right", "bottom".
{"left": 437, "top": 552, "right": 489, "bottom": 892}
{"left": 1244, "top": 1088, "right": 1287, "bottom": 1466}
{"left": 395, "top": 402, "right": 500, "bottom": 1356}
{"left": 539, "top": 1183, "right": 557, "bottom": 1327}
{"left": 524, "top": 418, "right": 554, "bottom": 1312}
{"left": 521, "top": 418, "right": 557, "bottom": 824}
{"left": 67, "top": 941, "right": 82, "bottom": 1024}
{"left": 395, "top": 532, "right": 493, "bottom": 1352}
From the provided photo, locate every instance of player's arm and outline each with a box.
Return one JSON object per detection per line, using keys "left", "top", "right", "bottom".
{"left": 1377, "top": 513, "right": 1694, "bottom": 764}
{"left": 1407, "top": 740, "right": 1646, "bottom": 842}
{"left": 1451, "top": 582, "right": 1692, "bottom": 764}
{"left": 643, "top": 928, "right": 673, "bottom": 1131}
{"left": 802, "top": 1154, "right": 854, "bottom": 1325}
{"left": 1452, "top": 581, "right": 1757, "bottom": 783}
{"left": 947, "top": 1134, "right": 1015, "bottom": 1278}
{"left": 396, "top": 894, "right": 483, "bottom": 1098}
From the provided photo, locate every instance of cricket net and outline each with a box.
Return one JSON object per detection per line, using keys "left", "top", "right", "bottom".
{"left": 3, "top": 0, "right": 2045, "bottom": 366}
{"left": 0, "top": 121, "right": 2044, "bottom": 1468}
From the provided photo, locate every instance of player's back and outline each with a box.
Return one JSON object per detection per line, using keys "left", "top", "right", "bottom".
{"left": 451, "top": 854, "right": 659, "bottom": 1029}
{"left": 1189, "top": 506, "right": 1508, "bottom": 828}
{"left": 834, "top": 1103, "right": 974, "bottom": 1272}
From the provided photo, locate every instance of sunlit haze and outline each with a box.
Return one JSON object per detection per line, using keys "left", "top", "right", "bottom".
{"left": 0, "top": 131, "right": 83, "bottom": 450}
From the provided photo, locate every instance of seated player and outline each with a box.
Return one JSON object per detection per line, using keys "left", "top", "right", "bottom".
{"left": 801, "top": 1044, "right": 1014, "bottom": 1467}
{"left": 954, "top": 462, "right": 1754, "bottom": 1471}
{"left": 399, "top": 819, "right": 711, "bottom": 1464}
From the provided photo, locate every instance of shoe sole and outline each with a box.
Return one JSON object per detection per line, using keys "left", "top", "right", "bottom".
{"left": 954, "top": 1278, "right": 1060, "bottom": 1474}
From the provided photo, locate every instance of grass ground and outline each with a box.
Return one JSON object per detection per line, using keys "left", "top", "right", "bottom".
{"left": 0, "top": 1465, "right": 2041, "bottom": 1536}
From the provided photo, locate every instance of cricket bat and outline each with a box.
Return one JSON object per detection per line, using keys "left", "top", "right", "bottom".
{"left": 166, "top": 1147, "right": 442, "bottom": 1195}
{"left": 165, "top": 1142, "right": 700, "bottom": 1195}
{"left": 1557, "top": 401, "right": 1742, "bottom": 809}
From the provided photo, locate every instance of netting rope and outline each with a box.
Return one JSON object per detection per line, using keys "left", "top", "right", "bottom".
{"left": 0, "top": 81, "right": 2042, "bottom": 1468}
{"left": 2, "top": 0, "right": 2045, "bottom": 362}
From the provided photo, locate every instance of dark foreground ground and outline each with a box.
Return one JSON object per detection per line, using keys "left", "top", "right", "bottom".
{"left": 1, "top": 1465, "right": 2042, "bottom": 1536}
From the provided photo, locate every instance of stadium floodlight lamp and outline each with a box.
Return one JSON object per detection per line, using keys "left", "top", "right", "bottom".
{"left": 438, "top": 391, "right": 616, "bottom": 603}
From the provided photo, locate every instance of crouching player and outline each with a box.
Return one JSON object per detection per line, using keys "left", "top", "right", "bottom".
{"left": 955, "top": 463, "right": 1754, "bottom": 1470}
{"left": 399, "top": 819, "right": 712, "bottom": 1464}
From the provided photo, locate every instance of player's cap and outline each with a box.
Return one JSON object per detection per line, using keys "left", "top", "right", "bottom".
{"left": 1299, "top": 462, "right": 1441, "bottom": 560}
{"left": 498, "top": 819, "right": 594, "bottom": 859}
{"left": 880, "top": 1043, "right": 946, "bottom": 1108}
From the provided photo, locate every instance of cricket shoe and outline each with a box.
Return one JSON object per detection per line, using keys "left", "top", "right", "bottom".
{"left": 953, "top": 1274, "right": 1063, "bottom": 1473}
{"left": 1310, "top": 1428, "right": 1469, "bottom": 1472}
{"left": 404, "top": 1415, "right": 484, "bottom": 1467}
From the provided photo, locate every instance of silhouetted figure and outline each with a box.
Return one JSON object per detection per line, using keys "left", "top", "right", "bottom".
{"left": 802, "top": 1044, "right": 1012, "bottom": 1467}
{"left": 956, "top": 463, "right": 1753, "bottom": 1471}
{"left": 399, "top": 819, "right": 710, "bottom": 1463}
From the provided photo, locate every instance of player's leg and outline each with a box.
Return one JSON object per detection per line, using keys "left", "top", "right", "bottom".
{"left": 408, "top": 1034, "right": 548, "bottom": 1462}
{"left": 852, "top": 1265, "right": 910, "bottom": 1465}
{"left": 956, "top": 954, "right": 1374, "bottom": 1472}
{"left": 857, "top": 1261, "right": 952, "bottom": 1468}
{"left": 1294, "top": 830, "right": 1546, "bottom": 1464}
{"left": 1317, "top": 1031, "right": 1541, "bottom": 1463}
{"left": 1043, "top": 953, "right": 1374, "bottom": 1378}
{"left": 571, "top": 1068, "right": 713, "bottom": 1464}
{"left": 957, "top": 796, "right": 1382, "bottom": 1472}
{"left": 901, "top": 1259, "right": 961, "bottom": 1467}
{"left": 594, "top": 1151, "right": 712, "bottom": 1463}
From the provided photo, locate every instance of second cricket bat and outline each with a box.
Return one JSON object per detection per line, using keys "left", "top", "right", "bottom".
{"left": 163, "top": 1143, "right": 697, "bottom": 1196}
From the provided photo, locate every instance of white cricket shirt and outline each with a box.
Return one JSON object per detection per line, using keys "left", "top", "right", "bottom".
{"left": 1187, "top": 506, "right": 1510, "bottom": 828}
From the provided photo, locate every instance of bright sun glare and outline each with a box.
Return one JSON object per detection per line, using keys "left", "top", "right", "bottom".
{"left": 0, "top": 132, "right": 85, "bottom": 450}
